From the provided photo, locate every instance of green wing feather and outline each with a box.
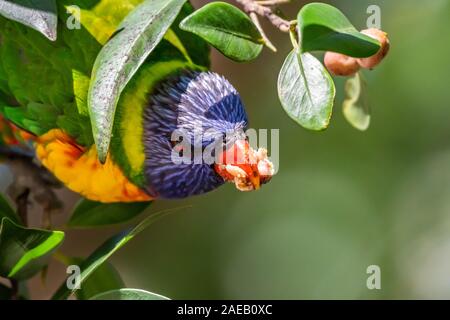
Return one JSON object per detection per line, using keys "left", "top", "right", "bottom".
{"left": 0, "top": 0, "right": 102, "bottom": 145}
{"left": 0, "top": 0, "right": 209, "bottom": 149}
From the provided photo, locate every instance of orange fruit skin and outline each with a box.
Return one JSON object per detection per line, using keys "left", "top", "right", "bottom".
{"left": 357, "top": 28, "right": 390, "bottom": 69}
{"left": 324, "top": 52, "right": 360, "bottom": 76}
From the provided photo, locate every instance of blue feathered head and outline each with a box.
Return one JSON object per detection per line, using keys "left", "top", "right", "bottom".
{"left": 143, "top": 71, "right": 273, "bottom": 199}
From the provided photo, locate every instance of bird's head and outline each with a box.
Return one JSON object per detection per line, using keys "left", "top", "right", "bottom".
{"left": 143, "top": 71, "right": 274, "bottom": 199}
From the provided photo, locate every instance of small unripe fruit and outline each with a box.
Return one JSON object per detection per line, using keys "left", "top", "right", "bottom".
{"left": 324, "top": 52, "right": 360, "bottom": 76}
{"left": 357, "top": 28, "right": 390, "bottom": 69}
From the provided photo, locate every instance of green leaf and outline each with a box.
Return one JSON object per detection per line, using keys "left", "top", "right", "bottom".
{"left": 55, "top": 254, "right": 125, "bottom": 300}
{"left": 51, "top": 207, "right": 183, "bottom": 300}
{"left": 278, "top": 50, "right": 335, "bottom": 131}
{"left": 172, "top": 2, "right": 211, "bottom": 68}
{"left": 180, "top": 2, "right": 263, "bottom": 62}
{"left": 88, "top": 0, "right": 187, "bottom": 163}
{"left": 57, "top": 256, "right": 125, "bottom": 301}
{"left": 67, "top": 199, "right": 151, "bottom": 228}
{"left": 0, "top": 218, "right": 64, "bottom": 280}
{"left": 297, "top": 3, "right": 380, "bottom": 58}
{"left": 77, "top": 262, "right": 124, "bottom": 300}
{"left": 0, "top": 0, "right": 57, "bottom": 41}
{"left": 90, "top": 288, "right": 169, "bottom": 300}
{"left": 0, "top": 193, "right": 20, "bottom": 224}
{"left": 343, "top": 72, "right": 370, "bottom": 131}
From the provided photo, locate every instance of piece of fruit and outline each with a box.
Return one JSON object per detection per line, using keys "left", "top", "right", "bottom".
{"left": 357, "top": 28, "right": 390, "bottom": 69}
{"left": 324, "top": 52, "right": 360, "bottom": 76}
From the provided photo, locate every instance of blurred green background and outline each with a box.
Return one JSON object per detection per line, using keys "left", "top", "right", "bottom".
{"left": 3, "top": 0, "right": 450, "bottom": 299}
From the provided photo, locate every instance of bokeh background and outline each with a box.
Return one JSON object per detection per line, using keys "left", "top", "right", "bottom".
{"left": 2, "top": 0, "right": 450, "bottom": 299}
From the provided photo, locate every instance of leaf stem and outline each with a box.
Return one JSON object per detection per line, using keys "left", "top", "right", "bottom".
{"left": 249, "top": 12, "right": 277, "bottom": 52}
{"left": 289, "top": 26, "right": 299, "bottom": 50}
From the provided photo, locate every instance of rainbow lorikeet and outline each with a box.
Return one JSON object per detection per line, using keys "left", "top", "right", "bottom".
{"left": 0, "top": 0, "right": 273, "bottom": 203}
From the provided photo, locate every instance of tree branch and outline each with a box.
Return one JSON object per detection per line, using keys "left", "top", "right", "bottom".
{"left": 235, "top": 0, "right": 291, "bottom": 32}
{"left": 8, "top": 188, "right": 29, "bottom": 300}
{"left": 256, "top": 0, "right": 291, "bottom": 5}
{"left": 16, "top": 188, "right": 30, "bottom": 226}
{"left": 0, "top": 145, "right": 34, "bottom": 160}
{"left": 234, "top": 0, "right": 292, "bottom": 52}
{"left": 1, "top": 147, "right": 63, "bottom": 227}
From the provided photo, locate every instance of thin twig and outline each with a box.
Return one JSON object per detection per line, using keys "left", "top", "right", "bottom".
{"left": 256, "top": 0, "right": 291, "bottom": 6}
{"left": 235, "top": 0, "right": 291, "bottom": 32}
{"left": 235, "top": 0, "right": 292, "bottom": 51}
{"left": 0, "top": 146, "right": 34, "bottom": 160}
{"left": 16, "top": 188, "right": 30, "bottom": 226}
{"left": 2, "top": 152, "right": 63, "bottom": 223}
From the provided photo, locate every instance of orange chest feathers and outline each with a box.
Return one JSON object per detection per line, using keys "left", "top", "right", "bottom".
{"left": 35, "top": 129, "right": 152, "bottom": 203}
